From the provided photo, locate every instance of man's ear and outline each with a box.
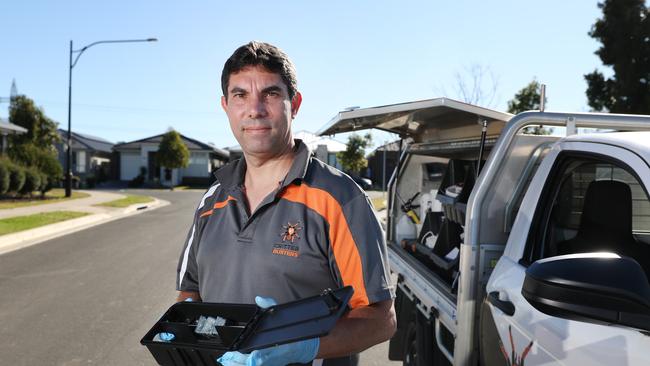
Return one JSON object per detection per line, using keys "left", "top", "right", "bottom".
{"left": 221, "top": 95, "right": 228, "bottom": 112}
{"left": 290, "top": 92, "right": 302, "bottom": 119}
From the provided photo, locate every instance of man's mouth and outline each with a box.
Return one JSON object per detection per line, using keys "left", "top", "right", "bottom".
{"left": 243, "top": 125, "right": 271, "bottom": 133}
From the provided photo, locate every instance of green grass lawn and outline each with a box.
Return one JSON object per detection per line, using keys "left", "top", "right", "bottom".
{"left": 0, "top": 189, "right": 91, "bottom": 210}
{"left": 0, "top": 211, "right": 90, "bottom": 236}
{"left": 95, "top": 194, "right": 154, "bottom": 208}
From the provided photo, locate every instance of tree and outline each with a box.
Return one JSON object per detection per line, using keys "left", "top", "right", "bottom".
{"left": 507, "top": 79, "right": 552, "bottom": 135}
{"left": 585, "top": 0, "right": 650, "bottom": 113}
{"left": 437, "top": 64, "right": 499, "bottom": 108}
{"left": 7, "top": 163, "right": 25, "bottom": 193}
{"left": 8, "top": 95, "right": 60, "bottom": 147}
{"left": 507, "top": 79, "right": 544, "bottom": 114}
{"left": 157, "top": 129, "right": 189, "bottom": 182}
{"left": 20, "top": 167, "right": 41, "bottom": 197}
{"left": 0, "top": 161, "right": 10, "bottom": 195}
{"left": 8, "top": 143, "right": 62, "bottom": 190}
{"left": 337, "top": 133, "right": 372, "bottom": 175}
{"left": 6, "top": 95, "right": 62, "bottom": 190}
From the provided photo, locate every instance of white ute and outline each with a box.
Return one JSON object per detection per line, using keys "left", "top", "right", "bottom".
{"left": 318, "top": 98, "right": 650, "bottom": 365}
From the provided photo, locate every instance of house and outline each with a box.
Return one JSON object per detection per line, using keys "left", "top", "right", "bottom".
{"left": 293, "top": 130, "right": 346, "bottom": 170}
{"left": 224, "top": 145, "right": 243, "bottom": 162}
{"left": 0, "top": 118, "right": 27, "bottom": 155}
{"left": 113, "top": 133, "right": 230, "bottom": 186}
{"left": 366, "top": 140, "right": 401, "bottom": 190}
{"left": 56, "top": 129, "right": 114, "bottom": 186}
{"left": 225, "top": 131, "right": 346, "bottom": 171}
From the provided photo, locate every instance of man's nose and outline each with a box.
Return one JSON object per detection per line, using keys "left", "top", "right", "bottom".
{"left": 247, "top": 93, "right": 268, "bottom": 119}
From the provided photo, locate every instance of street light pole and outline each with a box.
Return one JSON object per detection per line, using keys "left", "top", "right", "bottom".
{"left": 65, "top": 38, "right": 157, "bottom": 197}
{"left": 66, "top": 40, "right": 73, "bottom": 198}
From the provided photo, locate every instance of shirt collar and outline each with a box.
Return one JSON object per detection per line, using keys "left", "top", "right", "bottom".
{"left": 281, "top": 139, "right": 311, "bottom": 188}
{"left": 213, "top": 139, "right": 312, "bottom": 190}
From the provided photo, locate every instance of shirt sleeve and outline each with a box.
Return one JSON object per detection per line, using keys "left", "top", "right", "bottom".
{"left": 176, "top": 209, "right": 201, "bottom": 292}
{"left": 330, "top": 193, "right": 395, "bottom": 308}
{"left": 176, "top": 183, "right": 221, "bottom": 293}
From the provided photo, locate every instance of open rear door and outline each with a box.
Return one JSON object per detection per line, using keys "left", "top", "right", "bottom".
{"left": 317, "top": 97, "right": 512, "bottom": 143}
{"left": 317, "top": 98, "right": 512, "bottom": 365}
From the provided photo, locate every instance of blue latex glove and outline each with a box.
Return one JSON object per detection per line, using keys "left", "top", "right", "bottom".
{"left": 153, "top": 332, "right": 175, "bottom": 342}
{"left": 217, "top": 296, "right": 320, "bottom": 366}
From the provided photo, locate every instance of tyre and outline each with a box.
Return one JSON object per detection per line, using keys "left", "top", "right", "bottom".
{"left": 403, "top": 321, "right": 418, "bottom": 366}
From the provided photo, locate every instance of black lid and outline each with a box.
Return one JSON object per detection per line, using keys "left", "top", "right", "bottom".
{"left": 236, "top": 286, "right": 354, "bottom": 352}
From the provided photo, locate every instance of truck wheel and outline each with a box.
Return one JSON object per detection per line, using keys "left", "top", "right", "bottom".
{"left": 403, "top": 322, "right": 417, "bottom": 366}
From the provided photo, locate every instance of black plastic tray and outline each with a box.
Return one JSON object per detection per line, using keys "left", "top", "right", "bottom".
{"left": 141, "top": 286, "right": 354, "bottom": 366}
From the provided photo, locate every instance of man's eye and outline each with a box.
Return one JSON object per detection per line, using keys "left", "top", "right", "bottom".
{"left": 266, "top": 91, "right": 280, "bottom": 97}
{"left": 232, "top": 93, "right": 244, "bottom": 99}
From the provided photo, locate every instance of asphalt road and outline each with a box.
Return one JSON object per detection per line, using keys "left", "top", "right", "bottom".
{"left": 0, "top": 189, "right": 399, "bottom": 366}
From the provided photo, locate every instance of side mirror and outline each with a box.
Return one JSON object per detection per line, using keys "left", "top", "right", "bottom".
{"left": 522, "top": 253, "right": 650, "bottom": 332}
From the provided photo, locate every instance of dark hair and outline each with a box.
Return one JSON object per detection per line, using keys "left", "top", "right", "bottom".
{"left": 221, "top": 41, "right": 298, "bottom": 99}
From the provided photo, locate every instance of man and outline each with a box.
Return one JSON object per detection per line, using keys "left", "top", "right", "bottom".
{"left": 176, "top": 41, "right": 395, "bottom": 366}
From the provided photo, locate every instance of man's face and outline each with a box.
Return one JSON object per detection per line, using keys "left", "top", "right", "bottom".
{"left": 221, "top": 65, "right": 302, "bottom": 160}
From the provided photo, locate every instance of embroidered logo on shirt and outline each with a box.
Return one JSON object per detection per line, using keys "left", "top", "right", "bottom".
{"left": 281, "top": 222, "right": 301, "bottom": 242}
{"left": 273, "top": 221, "right": 302, "bottom": 257}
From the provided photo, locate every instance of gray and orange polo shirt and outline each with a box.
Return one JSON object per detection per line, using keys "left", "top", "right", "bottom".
{"left": 176, "top": 140, "right": 394, "bottom": 311}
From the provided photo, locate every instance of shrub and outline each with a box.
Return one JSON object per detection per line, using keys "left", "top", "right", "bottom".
{"left": 128, "top": 167, "right": 146, "bottom": 188}
{"left": 128, "top": 174, "right": 145, "bottom": 188}
{"left": 39, "top": 173, "right": 50, "bottom": 196}
{"left": 0, "top": 161, "right": 9, "bottom": 195}
{"left": 85, "top": 174, "right": 96, "bottom": 189}
{"left": 73, "top": 175, "right": 80, "bottom": 188}
{"left": 20, "top": 168, "right": 42, "bottom": 196}
{"left": 8, "top": 164, "right": 25, "bottom": 193}
{"left": 9, "top": 143, "right": 63, "bottom": 184}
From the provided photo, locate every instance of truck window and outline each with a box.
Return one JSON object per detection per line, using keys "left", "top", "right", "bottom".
{"left": 526, "top": 154, "right": 650, "bottom": 278}
{"left": 555, "top": 163, "right": 650, "bottom": 233}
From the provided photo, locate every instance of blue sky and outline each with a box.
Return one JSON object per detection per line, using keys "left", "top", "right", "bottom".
{"left": 1, "top": 1, "right": 604, "bottom": 149}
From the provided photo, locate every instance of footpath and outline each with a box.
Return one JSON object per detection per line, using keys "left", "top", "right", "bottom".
{"left": 0, "top": 190, "right": 169, "bottom": 256}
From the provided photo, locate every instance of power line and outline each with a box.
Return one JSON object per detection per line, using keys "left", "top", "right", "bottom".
{"left": 34, "top": 99, "right": 217, "bottom": 115}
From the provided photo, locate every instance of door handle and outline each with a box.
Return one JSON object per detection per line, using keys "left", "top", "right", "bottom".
{"left": 488, "top": 291, "right": 515, "bottom": 316}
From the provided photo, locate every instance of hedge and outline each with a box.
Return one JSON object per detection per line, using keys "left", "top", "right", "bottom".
{"left": 0, "top": 163, "right": 9, "bottom": 195}
{"left": 39, "top": 172, "right": 50, "bottom": 195}
{"left": 8, "top": 163, "right": 25, "bottom": 193}
{"left": 20, "top": 167, "right": 42, "bottom": 195}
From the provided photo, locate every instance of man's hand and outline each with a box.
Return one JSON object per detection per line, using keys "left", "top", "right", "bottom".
{"left": 316, "top": 298, "right": 395, "bottom": 359}
{"left": 218, "top": 338, "right": 319, "bottom": 366}
{"left": 217, "top": 296, "right": 319, "bottom": 366}
{"left": 176, "top": 290, "right": 201, "bottom": 302}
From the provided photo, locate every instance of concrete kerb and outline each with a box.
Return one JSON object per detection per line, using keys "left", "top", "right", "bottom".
{"left": 0, "top": 197, "right": 170, "bottom": 256}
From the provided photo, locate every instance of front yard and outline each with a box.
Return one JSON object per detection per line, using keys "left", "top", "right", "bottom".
{"left": 94, "top": 194, "right": 154, "bottom": 208}
{"left": 0, "top": 211, "right": 90, "bottom": 236}
{"left": 0, "top": 189, "right": 90, "bottom": 210}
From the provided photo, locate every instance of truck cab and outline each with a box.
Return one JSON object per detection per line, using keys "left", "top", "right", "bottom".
{"left": 318, "top": 98, "right": 650, "bottom": 365}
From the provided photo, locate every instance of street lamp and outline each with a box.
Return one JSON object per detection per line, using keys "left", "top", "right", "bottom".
{"left": 65, "top": 38, "right": 157, "bottom": 197}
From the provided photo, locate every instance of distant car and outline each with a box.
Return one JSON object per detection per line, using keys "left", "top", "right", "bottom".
{"left": 351, "top": 175, "right": 373, "bottom": 190}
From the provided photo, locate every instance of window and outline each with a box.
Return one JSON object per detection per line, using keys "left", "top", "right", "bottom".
{"left": 77, "top": 151, "right": 86, "bottom": 173}
{"left": 189, "top": 152, "right": 208, "bottom": 165}
{"left": 524, "top": 153, "right": 650, "bottom": 276}
{"left": 505, "top": 144, "right": 553, "bottom": 232}
{"left": 554, "top": 163, "right": 650, "bottom": 233}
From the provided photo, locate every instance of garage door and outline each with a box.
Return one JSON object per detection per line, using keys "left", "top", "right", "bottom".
{"left": 120, "top": 152, "right": 142, "bottom": 181}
